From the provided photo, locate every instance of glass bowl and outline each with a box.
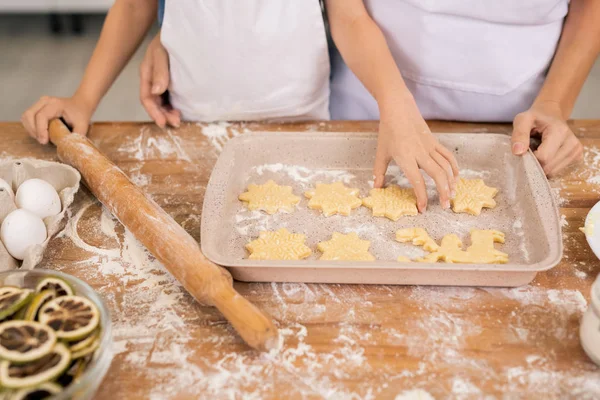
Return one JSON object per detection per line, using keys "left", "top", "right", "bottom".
{"left": 0, "top": 269, "right": 113, "bottom": 400}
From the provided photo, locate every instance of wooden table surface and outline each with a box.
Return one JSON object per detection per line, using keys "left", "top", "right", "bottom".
{"left": 1, "top": 121, "right": 599, "bottom": 399}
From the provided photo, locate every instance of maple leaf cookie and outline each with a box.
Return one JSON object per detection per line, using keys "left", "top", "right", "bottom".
{"left": 245, "top": 228, "right": 311, "bottom": 260}
{"left": 239, "top": 180, "right": 300, "bottom": 214}
{"left": 304, "top": 182, "right": 362, "bottom": 217}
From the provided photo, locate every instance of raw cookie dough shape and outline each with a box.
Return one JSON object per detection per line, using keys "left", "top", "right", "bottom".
{"left": 363, "top": 185, "right": 418, "bottom": 221}
{"left": 464, "top": 230, "right": 508, "bottom": 264}
{"left": 317, "top": 232, "right": 375, "bottom": 261}
{"left": 418, "top": 234, "right": 466, "bottom": 263}
{"left": 239, "top": 180, "right": 300, "bottom": 214}
{"left": 397, "top": 256, "right": 412, "bottom": 263}
{"left": 245, "top": 228, "right": 311, "bottom": 260}
{"left": 396, "top": 228, "right": 439, "bottom": 252}
{"left": 451, "top": 178, "right": 498, "bottom": 216}
{"left": 398, "top": 228, "right": 508, "bottom": 264}
{"left": 304, "top": 182, "right": 362, "bottom": 217}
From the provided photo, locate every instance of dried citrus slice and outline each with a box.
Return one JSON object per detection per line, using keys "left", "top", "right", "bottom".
{"left": 10, "top": 382, "right": 62, "bottom": 400}
{"left": 69, "top": 328, "right": 100, "bottom": 353}
{"left": 38, "top": 296, "right": 99, "bottom": 341}
{"left": 0, "top": 321, "right": 57, "bottom": 363}
{"left": 71, "top": 335, "right": 100, "bottom": 360}
{"left": 35, "top": 278, "right": 73, "bottom": 298}
{"left": 0, "top": 342, "right": 71, "bottom": 389}
{"left": 23, "top": 291, "right": 56, "bottom": 322}
{"left": 0, "top": 288, "right": 32, "bottom": 321}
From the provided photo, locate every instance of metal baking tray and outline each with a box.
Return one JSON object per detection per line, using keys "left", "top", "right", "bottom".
{"left": 201, "top": 132, "right": 562, "bottom": 287}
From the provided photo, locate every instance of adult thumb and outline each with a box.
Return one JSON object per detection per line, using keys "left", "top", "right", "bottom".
{"left": 511, "top": 112, "right": 534, "bottom": 155}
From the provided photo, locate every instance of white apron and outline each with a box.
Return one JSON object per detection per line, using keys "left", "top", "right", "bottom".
{"left": 161, "top": 0, "right": 330, "bottom": 122}
{"left": 330, "top": 0, "right": 569, "bottom": 122}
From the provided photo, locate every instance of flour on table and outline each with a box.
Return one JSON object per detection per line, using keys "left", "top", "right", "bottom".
{"left": 115, "top": 126, "right": 192, "bottom": 162}
{"left": 200, "top": 122, "right": 247, "bottom": 153}
{"left": 49, "top": 199, "right": 600, "bottom": 399}
{"left": 395, "top": 389, "right": 436, "bottom": 400}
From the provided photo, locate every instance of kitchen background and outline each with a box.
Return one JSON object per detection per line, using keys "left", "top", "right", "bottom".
{"left": 0, "top": 4, "right": 598, "bottom": 122}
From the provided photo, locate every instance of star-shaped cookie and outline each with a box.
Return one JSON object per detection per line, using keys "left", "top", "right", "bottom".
{"left": 317, "top": 232, "right": 375, "bottom": 261}
{"left": 304, "top": 182, "right": 362, "bottom": 217}
{"left": 239, "top": 180, "right": 300, "bottom": 214}
{"left": 451, "top": 178, "right": 498, "bottom": 216}
{"left": 362, "top": 185, "right": 418, "bottom": 221}
{"left": 245, "top": 228, "right": 311, "bottom": 260}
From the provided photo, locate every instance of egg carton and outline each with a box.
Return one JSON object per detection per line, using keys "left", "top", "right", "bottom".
{"left": 0, "top": 159, "right": 81, "bottom": 270}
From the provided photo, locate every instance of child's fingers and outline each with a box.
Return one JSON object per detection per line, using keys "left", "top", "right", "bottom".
{"left": 534, "top": 125, "right": 568, "bottom": 168}
{"left": 511, "top": 112, "right": 534, "bottom": 155}
{"left": 372, "top": 145, "right": 390, "bottom": 188}
{"left": 144, "top": 97, "right": 167, "bottom": 128}
{"left": 21, "top": 97, "right": 50, "bottom": 140}
{"left": 544, "top": 136, "right": 583, "bottom": 176}
{"left": 431, "top": 151, "right": 456, "bottom": 195}
{"left": 435, "top": 143, "right": 459, "bottom": 177}
{"left": 34, "top": 101, "right": 64, "bottom": 145}
{"left": 419, "top": 157, "right": 450, "bottom": 210}
{"left": 163, "top": 107, "right": 181, "bottom": 128}
{"left": 399, "top": 160, "right": 428, "bottom": 212}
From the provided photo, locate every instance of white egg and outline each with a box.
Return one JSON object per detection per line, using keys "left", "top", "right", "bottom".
{"left": 0, "top": 178, "right": 13, "bottom": 200}
{"left": 15, "top": 179, "right": 61, "bottom": 219}
{"left": 0, "top": 209, "right": 47, "bottom": 260}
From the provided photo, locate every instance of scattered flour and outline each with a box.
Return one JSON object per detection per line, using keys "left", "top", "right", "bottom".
{"left": 395, "top": 389, "right": 436, "bottom": 400}
{"left": 51, "top": 199, "right": 600, "bottom": 398}
{"left": 254, "top": 163, "right": 356, "bottom": 186}
{"left": 38, "top": 127, "right": 598, "bottom": 399}
{"left": 199, "top": 122, "right": 248, "bottom": 152}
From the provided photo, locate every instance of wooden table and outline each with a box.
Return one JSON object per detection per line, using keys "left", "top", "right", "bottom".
{"left": 1, "top": 121, "right": 599, "bottom": 399}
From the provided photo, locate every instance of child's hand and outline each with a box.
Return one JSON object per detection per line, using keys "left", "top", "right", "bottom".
{"left": 374, "top": 98, "right": 459, "bottom": 212}
{"left": 139, "top": 32, "right": 181, "bottom": 129}
{"left": 21, "top": 95, "right": 93, "bottom": 145}
{"left": 511, "top": 100, "right": 583, "bottom": 177}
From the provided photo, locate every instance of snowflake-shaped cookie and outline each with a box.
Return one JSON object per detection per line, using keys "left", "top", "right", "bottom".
{"left": 362, "top": 185, "right": 418, "bottom": 221}
{"left": 304, "top": 182, "right": 362, "bottom": 217}
{"left": 317, "top": 232, "right": 375, "bottom": 261}
{"left": 245, "top": 228, "right": 311, "bottom": 260}
{"left": 451, "top": 178, "right": 498, "bottom": 216}
{"left": 239, "top": 180, "right": 300, "bottom": 214}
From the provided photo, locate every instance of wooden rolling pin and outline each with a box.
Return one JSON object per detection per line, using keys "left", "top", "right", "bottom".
{"left": 48, "top": 119, "right": 279, "bottom": 352}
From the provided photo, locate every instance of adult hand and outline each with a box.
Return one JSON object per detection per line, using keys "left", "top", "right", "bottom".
{"left": 374, "top": 96, "right": 459, "bottom": 212}
{"left": 511, "top": 100, "right": 583, "bottom": 177}
{"left": 21, "top": 95, "right": 93, "bottom": 144}
{"left": 139, "top": 32, "right": 181, "bottom": 128}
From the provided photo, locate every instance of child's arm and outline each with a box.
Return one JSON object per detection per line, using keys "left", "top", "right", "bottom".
{"left": 511, "top": 0, "right": 599, "bottom": 176}
{"left": 326, "top": 0, "right": 458, "bottom": 212}
{"left": 21, "top": 0, "right": 158, "bottom": 144}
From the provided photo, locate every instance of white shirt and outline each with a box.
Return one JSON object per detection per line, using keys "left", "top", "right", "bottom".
{"left": 330, "top": 0, "right": 569, "bottom": 122}
{"left": 161, "top": 0, "right": 330, "bottom": 122}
